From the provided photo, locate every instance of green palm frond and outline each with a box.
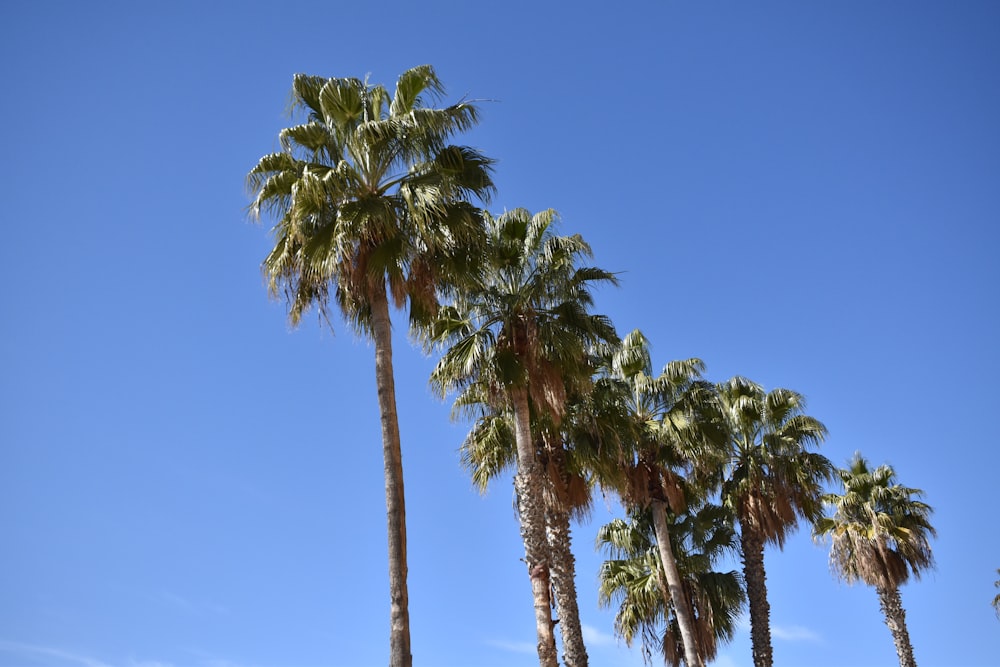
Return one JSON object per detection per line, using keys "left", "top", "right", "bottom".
{"left": 591, "top": 330, "right": 723, "bottom": 512}
{"left": 461, "top": 412, "right": 516, "bottom": 491}
{"left": 280, "top": 122, "right": 336, "bottom": 156}
{"left": 318, "top": 77, "right": 367, "bottom": 129}
{"left": 288, "top": 73, "right": 328, "bottom": 117}
{"left": 405, "top": 104, "right": 483, "bottom": 149}
{"left": 599, "top": 517, "right": 643, "bottom": 553}
{"left": 430, "top": 327, "right": 498, "bottom": 398}
{"left": 389, "top": 64, "right": 440, "bottom": 116}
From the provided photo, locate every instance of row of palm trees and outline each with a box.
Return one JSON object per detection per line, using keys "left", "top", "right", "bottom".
{"left": 246, "top": 66, "right": 936, "bottom": 667}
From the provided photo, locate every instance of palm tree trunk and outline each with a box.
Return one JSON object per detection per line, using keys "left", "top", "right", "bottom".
{"left": 545, "top": 502, "right": 589, "bottom": 667}
{"left": 739, "top": 526, "right": 772, "bottom": 667}
{"left": 511, "top": 387, "right": 559, "bottom": 667}
{"left": 370, "top": 289, "right": 412, "bottom": 667}
{"left": 650, "top": 498, "right": 705, "bottom": 667}
{"left": 876, "top": 585, "right": 917, "bottom": 667}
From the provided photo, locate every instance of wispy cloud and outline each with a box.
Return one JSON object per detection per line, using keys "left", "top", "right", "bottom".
{"left": 0, "top": 640, "right": 254, "bottom": 667}
{"left": 0, "top": 640, "right": 114, "bottom": 667}
{"left": 771, "top": 624, "right": 822, "bottom": 642}
{"left": 485, "top": 638, "right": 537, "bottom": 654}
{"left": 580, "top": 623, "right": 616, "bottom": 647}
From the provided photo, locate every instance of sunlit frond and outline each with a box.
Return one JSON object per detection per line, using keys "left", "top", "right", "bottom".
{"left": 289, "top": 73, "right": 328, "bottom": 118}
{"left": 316, "top": 76, "right": 366, "bottom": 131}
{"left": 390, "top": 64, "right": 443, "bottom": 117}
{"left": 461, "top": 411, "right": 516, "bottom": 491}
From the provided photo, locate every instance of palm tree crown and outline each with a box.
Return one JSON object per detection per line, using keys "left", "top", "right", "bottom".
{"left": 429, "top": 208, "right": 618, "bottom": 414}
{"left": 595, "top": 330, "right": 721, "bottom": 514}
{"left": 248, "top": 65, "right": 495, "bottom": 329}
{"left": 815, "top": 453, "right": 935, "bottom": 590}
{"left": 717, "top": 377, "right": 832, "bottom": 545}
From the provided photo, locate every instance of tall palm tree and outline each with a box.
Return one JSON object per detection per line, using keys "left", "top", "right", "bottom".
{"left": 715, "top": 377, "right": 832, "bottom": 667}
{"left": 247, "top": 65, "right": 495, "bottom": 667}
{"left": 538, "top": 386, "right": 613, "bottom": 667}
{"left": 457, "top": 394, "right": 595, "bottom": 667}
{"left": 429, "top": 208, "right": 618, "bottom": 667}
{"left": 597, "top": 501, "right": 745, "bottom": 667}
{"left": 814, "top": 454, "right": 935, "bottom": 667}
{"left": 593, "top": 330, "right": 724, "bottom": 667}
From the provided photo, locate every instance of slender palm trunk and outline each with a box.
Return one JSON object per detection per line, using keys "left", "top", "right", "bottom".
{"left": 739, "top": 526, "right": 772, "bottom": 667}
{"left": 650, "top": 498, "right": 705, "bottom": 667}
{"left": 511, "top": 387, "right": 559, "bottom": 667}
{"left": 545, "top": 502, "right": 589, "bottom": 667}
{"left": 876, "top": 585, "right": 917, "bottom": 667}
{"left": 371, "top": 289, "right": 412, "bottom": 667}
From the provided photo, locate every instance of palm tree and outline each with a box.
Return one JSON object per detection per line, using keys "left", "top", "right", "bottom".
{"left": 246, "top": 65, "right": 495, "bottom": 667}
{"left": 457, "top": 394, "right": 595, "bottom": 667}
{"left": 429, "top": 208, "right": 618, "bottom": 667}
{"left": 598, "top": 501, "right": 745, "bottom": 667}
{"left": 593, "top": 330, "right": 724, "bottom": 667}
{"left": 715, "top": 377, "right": 832, "bottom": 667}
{"left": 538, "top": 386, "right": 613, "bottom": 667}
{"left": 993, "top": 569, "right": 1000, "bottom": 619}
{"left": 814, "top": 454, "right": 935, "bottom": 667}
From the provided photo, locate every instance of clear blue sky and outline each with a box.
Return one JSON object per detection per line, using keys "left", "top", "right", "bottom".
{"left": 2, "top": 2, "right": 997, "bottom": 666}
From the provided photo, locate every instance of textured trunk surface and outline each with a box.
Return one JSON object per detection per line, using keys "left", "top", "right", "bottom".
{"left": 511, "top": 387, "right": 559, "bottom": 667}
{"left": 650, "top": 499, "right": 705, "bottom": 667}
{"left": 740, "top": 527, "right": 772, "bottom": 667}
{"left": 546, "top": 503, "right": 589, "bottom": 667}
{"left": 371, "top": 290, "right": 412, "bottom": 667}
{"left": 877, "top": 585, "right": 917, "bottom": 667}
